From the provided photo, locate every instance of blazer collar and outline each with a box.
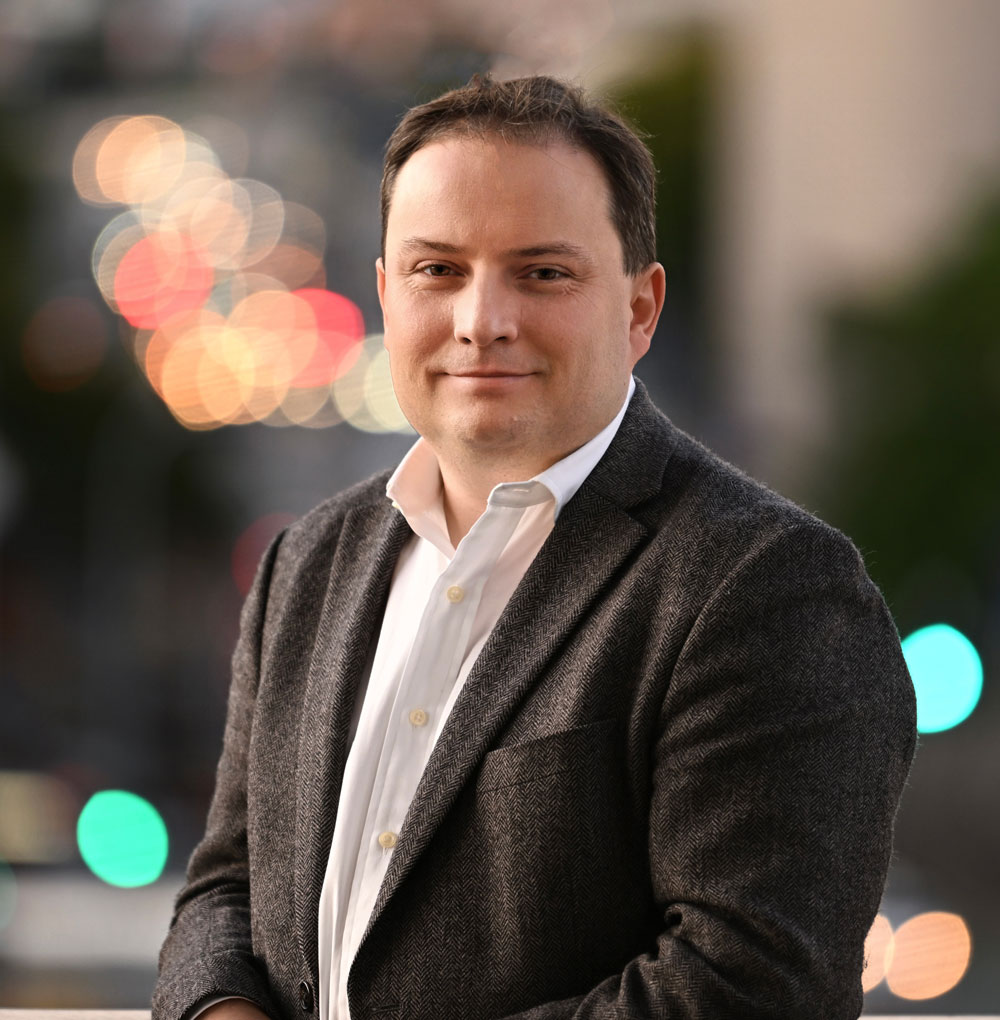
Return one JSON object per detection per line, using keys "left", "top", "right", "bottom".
{"left": 583, "top": 376, "right": 677, "bottom": 513}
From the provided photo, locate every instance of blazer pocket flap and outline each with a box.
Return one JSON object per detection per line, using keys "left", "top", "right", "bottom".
{"left": 476, "top": 718, "right": 615, "bottom": 792}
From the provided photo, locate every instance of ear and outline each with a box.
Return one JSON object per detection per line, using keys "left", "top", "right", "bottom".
{"left": 376, "top": 256, "right": 387, "bottom": 316}
{"left": 627, "top": 262, "right": 665, "bottom": 366}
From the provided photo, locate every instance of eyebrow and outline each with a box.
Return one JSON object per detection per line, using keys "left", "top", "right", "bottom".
{"left": 398, "top": 236, "right": 596, "bottom": 265}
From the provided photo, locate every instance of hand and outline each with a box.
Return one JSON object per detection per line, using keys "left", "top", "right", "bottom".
{"left": 199, "top": 1000, "right": 272, "bottom": 1020}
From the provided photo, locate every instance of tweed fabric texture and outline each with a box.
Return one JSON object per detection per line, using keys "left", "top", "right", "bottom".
{"left": 153, "top": 381, "right": 916, "bottom": 1020}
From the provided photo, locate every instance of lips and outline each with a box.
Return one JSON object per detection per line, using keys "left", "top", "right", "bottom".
{"left": 444, "top": 369, "right": 534, "bottom": 377}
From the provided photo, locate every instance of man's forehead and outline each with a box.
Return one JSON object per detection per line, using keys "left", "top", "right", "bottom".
{"left": 385, "top": 134, "right": 619, "bottom": 255}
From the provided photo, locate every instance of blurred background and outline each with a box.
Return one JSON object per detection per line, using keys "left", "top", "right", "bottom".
{"left": 1, "top": 0, "right": 998, "bottom": 1011}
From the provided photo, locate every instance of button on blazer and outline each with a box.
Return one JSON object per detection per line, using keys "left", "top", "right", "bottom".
{"left": 154, "top": 381, "right": 916, "bottom": 1020}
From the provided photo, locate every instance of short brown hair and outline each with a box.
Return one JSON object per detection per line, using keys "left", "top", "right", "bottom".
{"left": 380, "top": 74, "right": 657, "bottom": 276}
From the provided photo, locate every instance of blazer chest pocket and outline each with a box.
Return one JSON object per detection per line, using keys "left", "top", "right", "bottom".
{"left": 475, "top": 718, "right": 616, "bottom": 793}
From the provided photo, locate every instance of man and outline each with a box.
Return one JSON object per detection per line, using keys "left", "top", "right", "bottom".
{"left": 154, "top": 75, "right": 916, "bottom": 1020}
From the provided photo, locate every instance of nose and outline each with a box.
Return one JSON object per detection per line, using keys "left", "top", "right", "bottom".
{"left": 453, "top": 272, "right": 519, "bottom": 347}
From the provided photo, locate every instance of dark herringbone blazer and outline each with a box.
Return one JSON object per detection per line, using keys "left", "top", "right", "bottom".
{"left": 154, "top": 382, "right": 916, "bottom": 1020}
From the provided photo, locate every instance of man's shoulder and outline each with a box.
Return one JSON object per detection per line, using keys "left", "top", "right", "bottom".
{"left": 656, "top": 420, "right": 831, "bottom": 538}
{"left": 297, "top": 468, "right": 394, "bottom": 529}
{"left": 272, "top": 467, "right": 399, "bottom": 569}
{"left": 602, "top": 385, "right": 864, "bottom": 578}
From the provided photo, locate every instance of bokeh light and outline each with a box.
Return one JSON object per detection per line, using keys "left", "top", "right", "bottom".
{"left": 143, "top": 159, "right": 228, "bottom": 238}
{"left": 157, "top": 321, "right": 244, "bottom": 428}
{"left": 72, "top": 115, "right": 402, "bottom": 433}
{"left": 365, "top": 348, "right": 411, "bottom": 432}
{"left": 292, "top": 288, "right": 364, "bottom": 388}
{"left": 94, "top": 116, "right": 187, "bottom": 206}
{"left": 279, "top": 202, "right": 326, "bottom": 260}
{"left": 251, "top": 242, "right": 325, "bottom": 291}
{"left": 886, "top": 911, "right": 972, "bottom": 1000}
{"left": 21, "top": 296, "right": 109, "bottom": 391}
{"left": 76, "top": 790, "right": 168, "bottom": 888}
{"left": 231, "top": 178, "right": 285, "bottom": 267}
{"left": 0, "top": 858, "right": 17, "bottom": 931}
{"left": 332, "top": 333, "right": 412, "bottom": 435}
{"left": 901, "top": 623, "right": 983, "bottom": 733}
{"left": 92, "top": 212, "right": 146, "bottom": 310}
{"left": 0, "top": 771, "right": 77, "bottom": 863}
{"left": 73, "top": 117, "right": 131, "bottom": 206}
{"left": 113, "top": 231, "right": 214, "bottom": 329}
{"left": 174, "top": 176, "right": 253, "bottom": 268}
{"left": 862, "top": 913, "right": 894, "bottom": 992}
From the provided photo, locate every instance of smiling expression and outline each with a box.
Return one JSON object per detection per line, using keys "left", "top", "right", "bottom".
{"left": 377, "top": 134, "right": 664, "bottom": 480}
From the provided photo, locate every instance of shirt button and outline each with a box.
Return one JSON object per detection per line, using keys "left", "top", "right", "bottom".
{"left": 446, "top": 584, "right": 464, "bottom": 603}
{"left": 409, "top": 708, "right": 428, "bottom": 727}
{"left": 378, "top": 830, "right": 398, "bottom": 849}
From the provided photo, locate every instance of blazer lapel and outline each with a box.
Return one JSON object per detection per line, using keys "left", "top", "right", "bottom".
{"left": 294, "top": 500, "right": 411, "bottom": 986}
{"left": 362, "top": 488, "right": 655, "bottom": 945}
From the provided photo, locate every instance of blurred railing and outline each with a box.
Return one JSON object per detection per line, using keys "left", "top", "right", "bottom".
{"left": 0, "top": 1012, "right": 996, "bottom": 1019}
{"left": 0, "top": 1014, "right": 150, "bottom": 1020}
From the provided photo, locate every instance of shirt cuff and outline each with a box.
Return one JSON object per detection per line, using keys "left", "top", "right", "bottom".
{"left": 185, "top": 995, "right": 256, "bottom": 1020}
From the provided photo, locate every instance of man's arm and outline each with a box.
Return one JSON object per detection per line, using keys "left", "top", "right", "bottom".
{"left": 152, "top": 534, "right": 286, "bottom": 1020}
{"left": 502, "top": 522, "right": 917, "bottom": 1019}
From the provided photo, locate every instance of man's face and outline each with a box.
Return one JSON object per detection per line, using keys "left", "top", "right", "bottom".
{"left": 377, "top": 134, "right": 664, "bottom": 477}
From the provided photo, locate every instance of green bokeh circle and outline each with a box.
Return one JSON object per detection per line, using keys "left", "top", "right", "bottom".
{"left": 77, "top": 789, "right": 168, "bottom": 887}
{"left": 902, "top": 623, "right": 983, "bottom": 734}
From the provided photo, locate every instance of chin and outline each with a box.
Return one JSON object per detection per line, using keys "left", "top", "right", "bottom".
{"left": 449, "top": 413, "right": 532, "bottom": 452}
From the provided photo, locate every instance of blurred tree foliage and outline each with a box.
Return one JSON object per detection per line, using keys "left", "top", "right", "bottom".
{"left": 821, "top": 198, "right": 1000, "bottom": 635}
{"left": 608, "top": 29, "right": 715, "bottom": 414}
{"left": 611, "top": 31, "right": 712, "bottom": 332}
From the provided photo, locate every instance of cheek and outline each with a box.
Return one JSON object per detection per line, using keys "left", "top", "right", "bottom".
{"left": 384, "top": 320, "right": 440, "bottom": 388}
{"left": 384, "top": 292, "right": 450, "bottom": 351}
{"left": 385, "top": 331, "right": 436, "bottom": 378}
{"left": 384, "top": 339, "right": 419, "bottom": 391}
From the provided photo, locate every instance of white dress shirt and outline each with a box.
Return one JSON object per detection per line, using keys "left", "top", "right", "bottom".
{"left": 318, "top": 376, "right": 634, "bottom": 1020}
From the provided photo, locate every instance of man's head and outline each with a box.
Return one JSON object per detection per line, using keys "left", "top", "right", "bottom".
{"left": 377, "top": 75, "right": 665, "bottom": 483}
{"left": 380, "top": 75, "right": 657, "bottom": 277}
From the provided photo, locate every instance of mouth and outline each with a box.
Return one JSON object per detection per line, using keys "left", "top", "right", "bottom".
{"left": 445, "top": 369, "right": 534, "bottom": 378}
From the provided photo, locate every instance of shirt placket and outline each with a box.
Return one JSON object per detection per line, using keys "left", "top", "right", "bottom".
{"left": 342, "top": 494, "right": 539, "bottom": 978}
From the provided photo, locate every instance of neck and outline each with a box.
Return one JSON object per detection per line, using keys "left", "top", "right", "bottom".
{"left": 437, "top": 452, "right": 547, "bottom": 547}
{"left": 441, "top": 479, "right": 486, "bottom": 549}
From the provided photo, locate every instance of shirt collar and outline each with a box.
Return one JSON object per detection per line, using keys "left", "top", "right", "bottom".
{"left": 533, "top": 374, "right": 635, "bottom": 518}
{"left": 386, "top": 375, "right": 636, "bottom": 537}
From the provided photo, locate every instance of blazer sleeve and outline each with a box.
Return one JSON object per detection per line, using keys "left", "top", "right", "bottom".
{"left": 152, "top": 532, "right": 286, "bottom": 1020}
{"left": 500, "top": 522, "right": 917, "bottom": 1019}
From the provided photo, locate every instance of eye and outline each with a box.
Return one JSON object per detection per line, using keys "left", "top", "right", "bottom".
{"left": 527, "top": 267, "right": 566, "bottom": 281}
{"left": 420, "top": 263, "right": 453, "bottom": 277}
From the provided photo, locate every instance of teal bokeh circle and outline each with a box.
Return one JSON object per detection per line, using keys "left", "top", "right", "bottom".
{"left": 77, "top": 789, "right": 168, "bottom": 887}
{"left": 901, "top": 623, "right": 983, "bottom": 734}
